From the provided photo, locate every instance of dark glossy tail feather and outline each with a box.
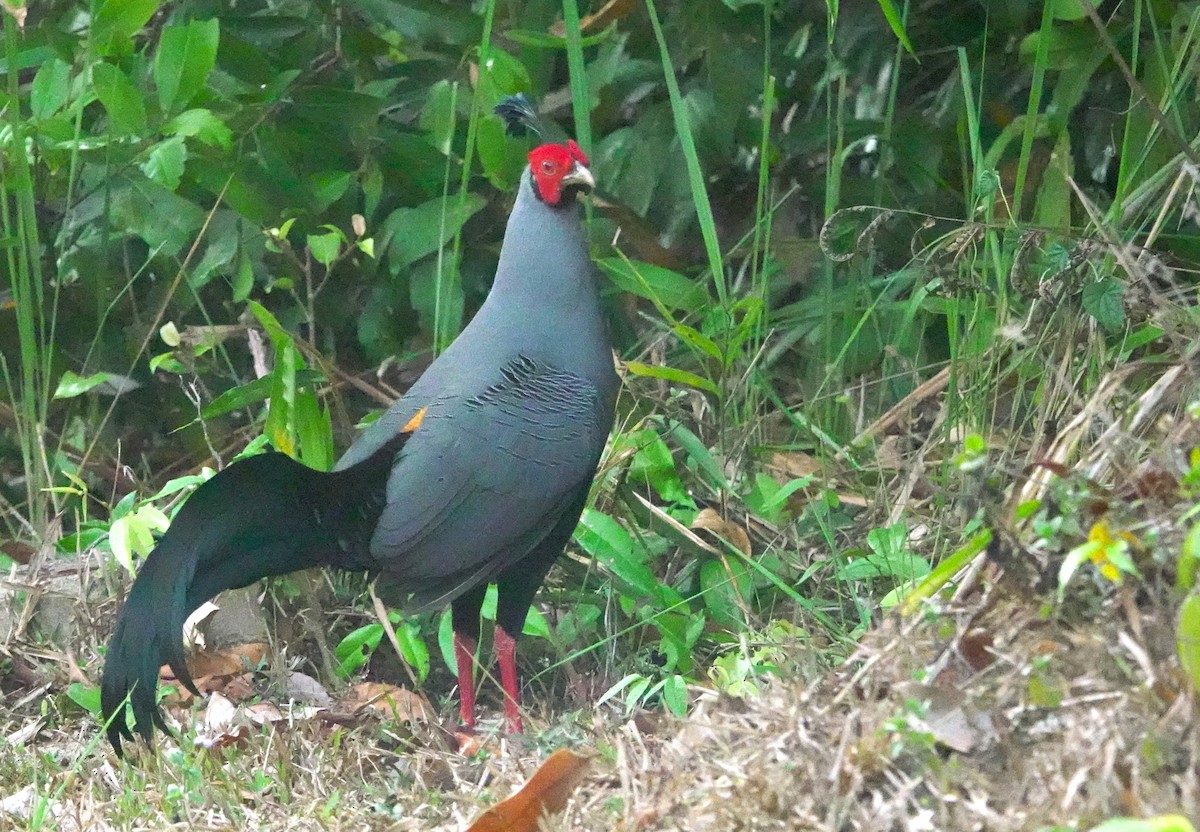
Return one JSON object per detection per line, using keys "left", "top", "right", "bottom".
{"left": 101, "top": 432, "right": 409, "bottom": 756}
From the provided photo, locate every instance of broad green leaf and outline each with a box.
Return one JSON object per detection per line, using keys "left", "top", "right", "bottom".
{"left": 626, "top": 361, "right": 720, "bottom": 395}
{"left": 1082, "top": 278, "right": 1125, "bottom": 332}
{"left": 165, "top": 108, "right": 232, "bottom": 149}
{"left": 1050, "top": 0, "right": 1098, "bottom": 20}
{"left": 625, "top": 676, "right": 652, "bottom": 710}
{"left": 310, "top": 172, "right": 353, "bottom": 213}
{"left": 1058, "top": 540, "right": 1100, "bottom": 601}
{"left": 335, "top": 623, "right": 384, "bottom": 678}
{"left": 232, "top": 250, "right": 255, "bottom": 303}
{"left": 522, "top": 607, "right": 551, "bottom": 640}
{"left": 345, "top": 0, "right": 482, "bottom": 45}
{"left": 149, "top": 352, "right": 185, "bottom": 373}
{"left": 31, "top": 59, "right": 70, "bottom": 120}
{"left": 661, "top": 674, "right": 688, "bottom": 717}
{"left": 380, "top": 193, "right": 486, "bottom": 271}
{"left": 141, "top": 137, "right": 188, "bottom": 190}
{"left": 576, "top": 508, "right": 674, "bottom": 603}
{"left": 597, "top": 673, "right": 645, "bottom": 707}
{"left": 67, "top": 683, "right": 103, "bottom": 716}
{"left": 438, "top": 608, "right": 456, "bottom": 674}
{"left": 109, "top": 511, "right": 156, "bottom": 575}
{"left": 1178, "top": 594, "right": 1200, "bottom": 693}
{"left": 1179, "top": 522, "right": 1200, "bottom": 592}
{"left": 154, "top": 19, "right": 219, "bottom": 114}
{"left": 307, "top": 230, "right": 343, "bottom": 266}
{"left": 111, "top": 491, "right": 138, "bottom": 521}
{"left": 420, "top": 79, "right": 457, "bottom": 155}
{"left": 700, "top": 557, "right": 749, "bottom": 628}
{"left": 92, "top": 0, "right": 160, "bottom": 51}
{"left": 667, "top": 420, "right": 730, "bottom": 492}
{"left": 671, "top": 324, "right": 723, "bottom": 361}
{"left": 394, "top": 620, "right": 430, "bottom": 682}
{"left": 246, "top": 299, "right": 288, "bottom": 343}
{"left": 91, "top": 62, "right": 147, "bottom": 135}
{"left": 1018, "top": 26, "right": 1096, "bottom": 69}
{"left": 295, "top": 387, "right": 333, "bottom": 471}
{"left": 623, "top": 428, "right": 691, "bottom": 505}
{"left": 112, "top": 176, "right": 206, "bottom": 255}
{"left": 53, "top": 370, "right": 126, "bottom": 398}
{"left": 291, "top": 86, "right": 383, "bottom": 133}
{"left": 265, "top": 341, "right": 300, "bottom": 458}
{"left": 1088, "top": 815, "right": 1196, "bottom": 832}
{"left": 597, "top": 258, "right": 709, "bottom": 312}
{"left": 188, "top": 210, "right": 239, "bottom": 289}
{"left": 147, "top": 471, "right": 212, "bottom": 502}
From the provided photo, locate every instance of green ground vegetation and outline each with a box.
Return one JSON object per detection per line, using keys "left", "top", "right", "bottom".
{"left": 1, "top": 0, "right": 1199, "bottom": 829}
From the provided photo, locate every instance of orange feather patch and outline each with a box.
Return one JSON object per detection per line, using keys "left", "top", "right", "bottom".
{"left": 400, "top": 407, "right": 427, "bottom": 434}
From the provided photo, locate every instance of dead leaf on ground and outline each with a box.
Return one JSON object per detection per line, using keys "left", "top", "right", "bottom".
{"left": 195, "top": 691, "right": 247, "bottom": 750}
{"left": 334, "top": 681, "right": 429, "bottom": 723}
{"left": 0, "top": 785, "right": 80, "bottom": 831}
{"left": 187, "top": 641, "right": 269, "bottom": 679}
{"left": 466, "top": 748, "right": 594, "bottom": 832}
{"left": 285, "top": 670, "right": 332, "bottom": 706}
{"left": 182, "top": 600, "right": 220, "bottom": 649}
{"left": 160, "top": 643, "right": 268, "bottom": 704}
{"left": 5, "top": 718, "right": 43, "bottom": 746}
{"left": 0, "top": 541, "right": 35, "bottom": 565}
{"left": 194, "top": 692, "right": 292, "bottom": 750}
{"left": 691, "top": 508, "right": 752, "bottom": 556}
{"left": 768, "top": 451, "right": 823, "bottom": 481}
{"left": 897, "top": 683, "right": 993, "bottom": 754}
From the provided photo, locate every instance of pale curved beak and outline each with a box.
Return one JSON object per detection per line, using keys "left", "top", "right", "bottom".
{"left": 561, "top": 161, "right": 595, "bottom": 193}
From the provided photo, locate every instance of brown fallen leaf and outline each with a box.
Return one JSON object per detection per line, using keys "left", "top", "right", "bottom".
{"left": 195, "top": 692, "right": 248, "bottom": 750}
{"left": 466, "top": 748, "right": 593, "bottom": 832}
{"left": 187, "top": 642, "right": 269, "bottom": 679}
{"left": 285, "top": 670, "right": 332, "bottom": 706}
{"left": 896, "top": 683, "right": 993, "bottom": 754}
{"left": 691, "top": 508, "right": 752, "bottom": 556}
{"left": 194, "top": 693, "right": 292, "bottom": 750}
{"left": 0, "top": 540, "right": 35, "bottom": 565}
{"left": 160, "top": 643, "right": 269, "bottom": 705}
{"left": 339, "top": 681, "right": 429, "bottom": 722}
{"left": 768, "top": 450, "right": 823, "bottom": 481}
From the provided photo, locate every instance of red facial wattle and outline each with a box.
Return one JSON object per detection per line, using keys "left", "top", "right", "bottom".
{"left": 528, "top": 142, "right": 591, "bottom": 206}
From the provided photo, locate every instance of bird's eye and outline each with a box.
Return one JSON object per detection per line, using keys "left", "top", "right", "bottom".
{"left": 541, "top": 160, "right": 555, "bottom": 174}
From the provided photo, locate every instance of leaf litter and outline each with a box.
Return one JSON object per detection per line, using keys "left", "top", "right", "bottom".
{"left": 0, "top": 360, "right": 1198, "bottom": 830}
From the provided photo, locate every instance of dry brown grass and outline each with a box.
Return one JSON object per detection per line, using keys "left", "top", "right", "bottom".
{"left": 3, "top": 337, "right": 1199, "bottom": 831}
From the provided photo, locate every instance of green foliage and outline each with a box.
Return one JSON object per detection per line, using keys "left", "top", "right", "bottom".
{"left": 1086, "top": 817, "right": 1196, "bottom": 832}
{"left": 2, "top": 0, "right": 1199, "bottom": 734}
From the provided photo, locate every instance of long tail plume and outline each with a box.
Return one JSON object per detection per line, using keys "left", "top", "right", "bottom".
{"left": 100, "top": 432, "right": 409, "bottom": 755}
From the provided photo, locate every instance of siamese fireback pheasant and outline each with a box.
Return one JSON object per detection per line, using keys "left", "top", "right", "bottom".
{"left": 100, "top": 103, "right": 617, "bottom": 755}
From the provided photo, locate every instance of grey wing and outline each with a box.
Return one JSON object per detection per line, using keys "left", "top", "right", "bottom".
{"left": 368, "top": 356, "right": 609, "bottom": 610}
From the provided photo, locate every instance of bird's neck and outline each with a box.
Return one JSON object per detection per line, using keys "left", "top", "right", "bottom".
{"left": 483, "top": 189, "right": 605, "bottom": 338}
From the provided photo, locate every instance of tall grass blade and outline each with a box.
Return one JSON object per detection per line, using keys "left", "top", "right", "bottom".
{"left": 561, "top": 0, "right": 591, "bottom": 157}
{"left": 643, "top": 0, "right": 726, "bottom": 308}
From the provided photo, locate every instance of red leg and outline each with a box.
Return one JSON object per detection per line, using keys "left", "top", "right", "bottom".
{"left": 453, "top": 631, "right": 478, "bottom": 729}
{"left": 494, "top": 624, "right": 523, "bottom": 734}
{"left": 494, "top": 625, "right": 524, "bottom": 733}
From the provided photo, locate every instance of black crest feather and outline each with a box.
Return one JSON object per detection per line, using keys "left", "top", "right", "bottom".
{"left": 493, "top": 94, "right": 543, "bottom": 138}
